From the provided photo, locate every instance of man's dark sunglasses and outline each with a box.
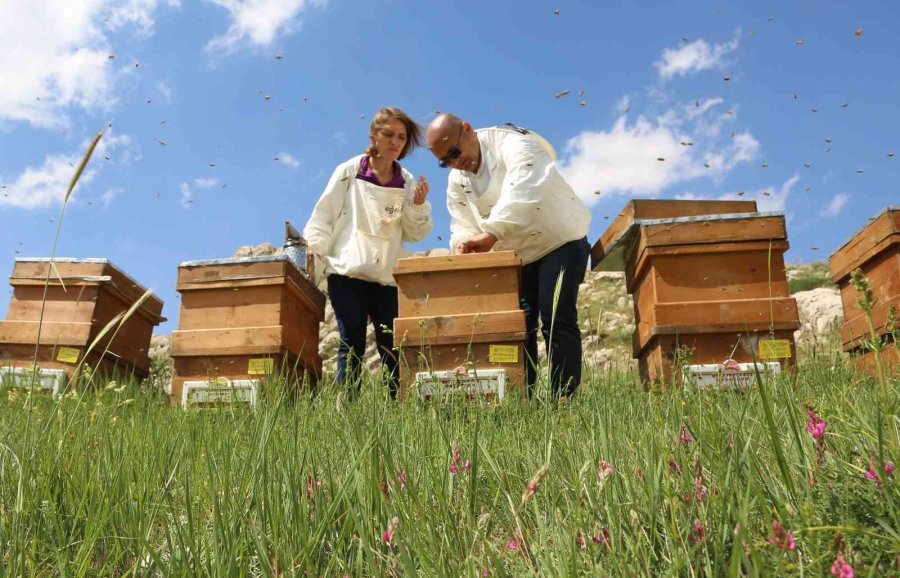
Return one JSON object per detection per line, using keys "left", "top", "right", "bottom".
{"left": 437, "top": 125, "right": 464, "bottom": 168}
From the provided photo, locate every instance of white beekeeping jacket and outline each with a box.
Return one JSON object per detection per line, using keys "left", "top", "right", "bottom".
{"left": 304, "top": 154, "right": 433, "bottom": 286}
{"left": 446, "top": 125, "right": 591, "bottom": 265}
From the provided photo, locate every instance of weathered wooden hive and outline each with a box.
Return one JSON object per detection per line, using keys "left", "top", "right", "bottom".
{"left": 393, "top": 251, "right": 526, "bottom": 400}
{"left": 592, "top": 200, "right": 800, "bottom": 387}
{"left": 169, "top": 255, "right": 325, "bottom": 407}
{"left": 829, "top": 206, "right": 900, "bottom": 374}
{"left": 0, "top": 258, "right": 165, "bottom": 392}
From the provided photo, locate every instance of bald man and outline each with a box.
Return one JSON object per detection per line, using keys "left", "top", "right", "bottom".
{"left": 427, "top": 114, "right": 591, "bottom": 397}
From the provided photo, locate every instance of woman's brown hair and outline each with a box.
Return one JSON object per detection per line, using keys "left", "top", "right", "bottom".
{"left": 365, "top": 107, "right": 423, "bottom": 160}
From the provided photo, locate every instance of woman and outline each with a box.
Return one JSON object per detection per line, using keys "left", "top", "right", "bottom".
{"left": 304, "top": 107, "right": 432, "bottom": 398}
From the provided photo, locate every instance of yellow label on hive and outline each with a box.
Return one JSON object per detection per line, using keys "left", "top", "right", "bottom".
{"left": 248, "top": 358, "right": 274, "bottom": 375}
{"left": 56, "top": 347, "right": 80, "bottom": 364}
{"left": 488, "top": 345, "right": 518, "bottom": 363}
{"left": 759, "top": 339, "right": 791, "bottom": 359}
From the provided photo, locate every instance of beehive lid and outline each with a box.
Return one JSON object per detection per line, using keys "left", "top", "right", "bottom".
{"left": 829, "top": 206, "right": 900, "bottom": 283}
{"left": 177, "top": 254, "right": 325, "bottom": 313}
{"left": 592, "top": 210, "right": 785, "bottom": 272}
{"left": 394, "top": 250, "right": 521, "bottom": 275}
{"left": 592, "top": 200, "right": 759, "bottom": 271}
{"left": 11, "top": 258, "right": 165, "bottom": 320}
{"left": 179, "top": 255, "right": 292, "bottom": 268}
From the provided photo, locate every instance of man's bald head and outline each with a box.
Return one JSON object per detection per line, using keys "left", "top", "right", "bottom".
{"left": 426, "top": 113, "right": 482, "bottom": 172}
{"left": 426, "top": 113, "right": 464, "bottom": 149}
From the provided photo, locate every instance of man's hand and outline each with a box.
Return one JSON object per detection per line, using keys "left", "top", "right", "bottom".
{"left": 413, "top": 176, "right": 429, "bottom": 205}
{"left": 457, "top": 232, "right": 498, "bottom": 254}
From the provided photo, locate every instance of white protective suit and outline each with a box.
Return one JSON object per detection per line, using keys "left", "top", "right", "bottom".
{"left": 446, "top": 125, "right": 591, "bottom": 265}
{"left": 304, "top": 154, "right": 433, "bottom": 286}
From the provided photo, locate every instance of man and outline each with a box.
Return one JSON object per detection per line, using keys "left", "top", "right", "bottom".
{"left": 426, "top": 114, "right": 591, "bottom": 397}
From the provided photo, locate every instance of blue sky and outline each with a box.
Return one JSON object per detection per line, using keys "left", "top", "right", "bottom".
{"left": 1, "top": 0, "right": 898, "bottom": 332}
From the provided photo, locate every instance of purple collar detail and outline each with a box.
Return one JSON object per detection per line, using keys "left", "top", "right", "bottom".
{"left": 357, "top": 156, "right": 405, "bottom": 188}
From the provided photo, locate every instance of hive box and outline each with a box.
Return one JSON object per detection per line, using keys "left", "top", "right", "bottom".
{"left": 593, "top": 200, "right": 800, "bottom": 386}
{"left": 393, "top": 251, "right": 526, "bottom": 399}
{"left": 0, "top": 258, "right": 165, "bottom": 388}
{"left": 829, "top": 207, "right": 900, "bottom": 373}
{"left": 169, "top": 255, "right": 325, "bottom": 406}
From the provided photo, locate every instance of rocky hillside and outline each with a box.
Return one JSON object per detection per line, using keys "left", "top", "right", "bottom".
{"left": 148, "top": 245, "right": 847, "bottom": 391}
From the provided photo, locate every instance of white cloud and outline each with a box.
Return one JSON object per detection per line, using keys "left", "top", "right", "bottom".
{"left": 0, "top": 0, "right": 175, "bottom": 128}
{"left": 754, "top": 174, "right": 800, "bottom": 212}
{"left": 194, "top": 176, "right": 219, "bottom": 188}
{"left": 179, "top": 182, "right": 193, "bottom": 208}
{"left": 614, "top": 95, "right": 631, "bottom": 114}
{"left": 275, "top": 151, "right": 300, "bottom": 168}
{"left": 685, "top": 97, "right": 724, "bottom": 119}
{"left": 101, "top": 187, "right": 124, "bottom": 208}
{"left": 155, "top": 80, "right": 174, "bottom": 104}
{"left": 684, "top": 174, "right": 800, "bottom": 213}
{"left": 821, "top": 192, "right": 849, "bottom": 218}
{"left": 205, "top": 0, "right": 327, "bottom": 54}
{"left": 106, "top": 0, "right": 180, "bottom": 35}
{"left": 0, "top": 129, "right": 132, "bottom": 209}
{"left": 0, "top": 152, "right": 97, "bottom": 209}
{"left": 558, "top": 106, "right": 759, "bottom": 206}
{"left": 656, "top": 32, "right": 740, "bottom": 79}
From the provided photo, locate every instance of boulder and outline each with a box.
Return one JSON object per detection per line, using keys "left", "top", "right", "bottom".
{"left": 792, "top": 287, "right": 844, "bottom": 344}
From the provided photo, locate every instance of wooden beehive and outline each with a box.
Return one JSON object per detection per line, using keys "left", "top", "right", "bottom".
{"left": 393, "top": 251, "right": 526, "bottom": 399}
{"left": 593, "top": 200, "right": 800, "bottom": 386}
{"left": 0, "top": 258, "right": 165, "bottom": 383}
{"left": 829, "top": 206, "right": 900, "bottom": 373}
{"left": 169, "top": 255, "right": 325, "bottom": 405}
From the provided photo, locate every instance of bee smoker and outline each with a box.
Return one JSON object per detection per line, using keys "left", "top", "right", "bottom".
{"left": 283, "top": 221, "right": 313, "bottom": 280}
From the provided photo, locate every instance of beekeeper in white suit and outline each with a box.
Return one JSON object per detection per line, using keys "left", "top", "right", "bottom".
{"left": 305, "top": 107, "right": 433, "bottom": 398}
{"left": 426, "top": 113, "right": 591, "bottom": 398}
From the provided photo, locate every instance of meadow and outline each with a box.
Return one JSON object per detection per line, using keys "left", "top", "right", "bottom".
{"left": 2, "top": 355, "right": 899, "bottom": 577}
{"left": 3, "top": 123, "right": 898, "bottom": 578}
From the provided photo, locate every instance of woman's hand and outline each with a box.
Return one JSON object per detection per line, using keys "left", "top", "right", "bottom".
{"left": 413, "top": 176, "right": 429, "bottom": 205}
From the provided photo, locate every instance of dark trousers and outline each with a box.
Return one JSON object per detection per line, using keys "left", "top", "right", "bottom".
{"left": 327, "top": 274, "right": 399, "bottom": 397}
{"left": 521, "top": 237, "right": 590, "bottom": 397}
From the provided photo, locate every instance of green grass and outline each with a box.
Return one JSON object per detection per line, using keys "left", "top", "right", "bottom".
{"left": 787, "top": 262, "right": 836, "bottom": 295}
{"left": 2, "top": 361, "right": 899, "bottom": 576}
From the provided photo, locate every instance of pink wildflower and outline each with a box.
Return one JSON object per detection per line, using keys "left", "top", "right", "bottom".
{"left": 886, "top": 463, "right": 895, "bottom": 474}
{"left": 383, "top": 516, "right": 399, "bottom": 546}
{"left": 463, "top": 459, "right": 471, "bottom": 470}
{"left": 575, "top": 533, "right": 586, "bottom": 550}
{"left": 864, "top": 465, "right": 878, "bottom": 481}
{"left": 506, "top": 531, "right": 526, "bottom": 554}
{"left": 306, "top": 475, "right": 322, "bottom": 499}
{"left": 450, "top": 445, "right": 464, "bottom": 474}
{"left": 805, "top": 410, "right": 827, "bottom": 441}
{"left": 598, "top": 460, "right": 614, "bottom": 482}
{"left": 767, "top": 519, "right": 796, "bottom": 551}
{"left": 694, "top": 476, "right": 708, "bottom": 501}
{"left": 688, "top": 519, "right": 705, "bottom": 544}
{"left": 397, "top": 468, "right": 408, "bottom": 489}
{"left": 677, "top": 425, "right": 694, "bottom": 445}
{"left": 481, "top": 572, "right": 489, "bottom": 578}
{"left": 592, "top": 528, "right": 611, "bottom": 546}
{"left": 830, "top": 553, "right": 854, "bottom": 578}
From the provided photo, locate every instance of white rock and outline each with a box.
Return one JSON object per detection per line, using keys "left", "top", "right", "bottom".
{"left": 792, "top": 287, "right": 844, "bottom": 343}
{"left": 232, "top": 242, "right": 278, "bottom": 258}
